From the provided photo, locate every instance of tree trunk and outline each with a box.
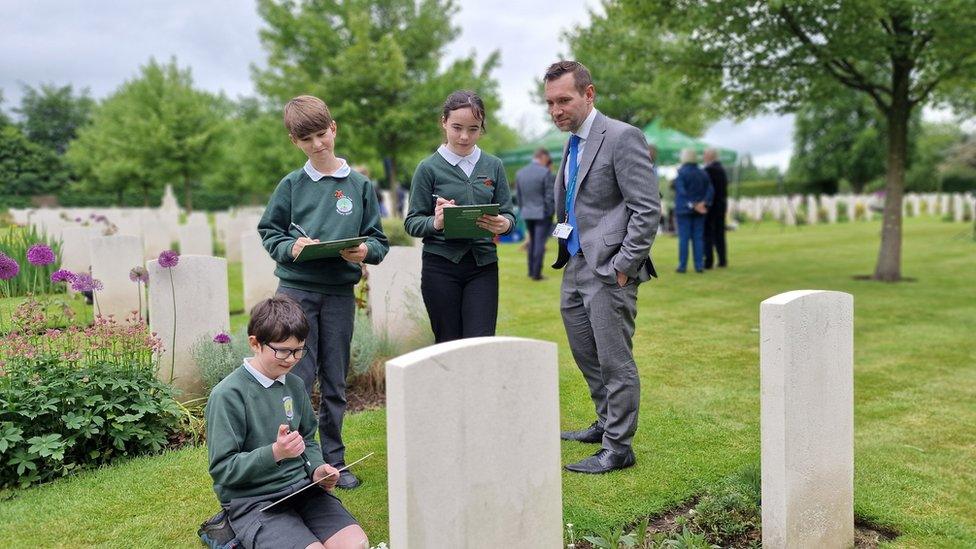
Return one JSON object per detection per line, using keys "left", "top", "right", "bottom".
{"left": 183, "top": 174, "right": 193, "bottom": 212}
{"left": 385, "top": 155, "right": 401, "bottom": 218}
{"left": 872, "top": 72, "right": 911, "bottom": 281}
{"left": 143, "top": 185, "right": 150, "bottom": 207}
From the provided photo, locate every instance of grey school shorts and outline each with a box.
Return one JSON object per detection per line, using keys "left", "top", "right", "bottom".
{"left": 225, "top": 480, "right": 359, "bottom": 549}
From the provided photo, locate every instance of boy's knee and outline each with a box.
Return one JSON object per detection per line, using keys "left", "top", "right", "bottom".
{"left": 322, "top": 524, "right": 368, "bottom": 549}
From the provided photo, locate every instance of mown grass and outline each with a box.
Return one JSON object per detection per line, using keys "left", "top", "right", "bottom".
{"left": 0, "top": 217, "right": 973, "bottom": 547}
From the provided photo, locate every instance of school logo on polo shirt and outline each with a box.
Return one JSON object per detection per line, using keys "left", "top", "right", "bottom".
{"left": 334, "top": 190, "right": 353, "bottom": 215}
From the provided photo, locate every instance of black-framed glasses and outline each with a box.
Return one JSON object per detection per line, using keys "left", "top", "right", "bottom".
{"left": 264, "top": 343, "right": 308, "bottom": 360}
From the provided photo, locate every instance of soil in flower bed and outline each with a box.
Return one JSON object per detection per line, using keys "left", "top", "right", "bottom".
{"left": 573, "top": 498, "right": 897, "bottom": 548}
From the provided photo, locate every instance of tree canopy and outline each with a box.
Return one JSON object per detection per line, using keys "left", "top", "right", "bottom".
{"left": 563, "top": 0, "right": 720, "bottom": 135}
{"left": 67, "top": 58, "right": 227, "bottom": 208}
{"left": 606, "top": 0, "right": 976, "bottom": 281}
{"left": 253, "top": 0, "right": 511, "bottom": 199}
{"left": 14, "top": 84, "right": 94, "bottom": 155}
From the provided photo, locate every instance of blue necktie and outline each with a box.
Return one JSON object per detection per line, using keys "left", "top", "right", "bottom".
{"left": 566, "top": 134, "right": 582, "bottom": 256}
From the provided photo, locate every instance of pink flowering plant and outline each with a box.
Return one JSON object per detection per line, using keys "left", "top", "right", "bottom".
{"left": 0, "top": 299, "right": 179, "bottom": 490}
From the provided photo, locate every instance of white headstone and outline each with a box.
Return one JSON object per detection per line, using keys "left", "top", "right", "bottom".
{"left": 141, "top": 212, "right": 173, "bottom": 260}
{"left": 783, "top": 197, "right": 797, "bottom": 226}
{"left": 59, "top": 227, "right": 99, "bottom": 274}
{"left": 761, "top": 290, "right": 854, "bottom": 549}
{"left": 241, "top": 232, "right": 278, "bottom": 313}
{"left": 923, "top": 194, "right": 938, "bottom": 215}
{"left": 940, "top": 193, "right": 950, "bottom": 215}
{"left": 161, "top": 184, "right": 180, "bottom": 212}
{"left": 89, "top": 235, "right": 145, "bottom": 319}
{"left": 368, "top": 246, "right": 426, "bottom": 343}
{"left": 179, "top": 224, "right": 214, "bottom": 256}
{"left": 186, "top": 212, "right": 209, "bottom": 226}
{"left": 223, "top": 215, "right": 260, "bottom": 262}
{"left": 386, "top": 337, "right": 562, "bottom": 549}
{"left": 821, "top": 196, "right": 837, "bottom": 224}
{"left": 147, "top": 255, "right": 230, "bottom": 398}
{"left": 952, "top": 193, "right": 965, "bottom": 222}
{"left": 805, "top": 195, "right": 818, "bottom": 225}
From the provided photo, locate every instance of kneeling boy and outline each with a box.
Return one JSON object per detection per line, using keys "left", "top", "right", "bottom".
{"left": 205, "top": 296, "right": 368, "bottom": 549}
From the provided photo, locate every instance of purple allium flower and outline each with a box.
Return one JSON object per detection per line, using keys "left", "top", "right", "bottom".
{"left": 129, "top": 266, "right": 149, "bottom": 283}
{"left": 26, "top": 243, "right": 56, "bottom": 266}
{"left": 50, "top": 269, "right": 76, "bottom": 283}
{"left": 70, "top": 273, "right": 103, "bottom": 293}
{"left": 213, "top": 332, "right": 231, "bottom": 344}
{"left": 0, "top": 253, "right": 20, "bottom": 280}
{"left": 75, "top": 217, "right": 82, "bottom": 222}
{"left": 158, "top": 250, "right": 180, "bottom": 268}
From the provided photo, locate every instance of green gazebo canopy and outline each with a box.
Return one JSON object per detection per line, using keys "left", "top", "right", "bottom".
{"left": 497, "top": 120, "right": 737, "bottom": 168}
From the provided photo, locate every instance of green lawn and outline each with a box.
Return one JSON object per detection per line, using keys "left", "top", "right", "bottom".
{"left": 1, "top": 217, "right": 974, "bottom": 547}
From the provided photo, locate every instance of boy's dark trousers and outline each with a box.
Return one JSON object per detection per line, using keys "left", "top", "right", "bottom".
{"left": 420, "top": 251, "right": 498, "bottom": 343}
{"left": 276, "top": 286, "right": 355, "bottom": 468}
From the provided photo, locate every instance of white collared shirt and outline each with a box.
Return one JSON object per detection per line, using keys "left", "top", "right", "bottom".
{"left": 563, "top": 107, "right": 599, "bottom": 188}
{"left": 437, "top": 144, "right": 482, "bottom": 177}
{"left": 243, "top": 357, "right": 287, "bottom": 388}
{"left": 303, "top": 158, "right": 352, "bottom": 181}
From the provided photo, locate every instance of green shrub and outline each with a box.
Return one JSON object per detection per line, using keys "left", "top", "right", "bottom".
{"left": 380, "top": 218, "right": 415, "bottom": 247}
{"left": 940, "top": 167, "right": 976, "bottom": 193}
{"left": 0, "top": 355, "right": 183, "bottom": 490}
{"left": 192, "top": 328, "right": 251, "bottom": 393}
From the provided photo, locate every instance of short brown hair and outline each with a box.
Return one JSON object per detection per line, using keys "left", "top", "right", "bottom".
{"left": 543, "top": 61, "right": 593, "bottom": 95}
{"left": 283, "top": 95, "right": 334, "bottom": 138}
{"left": 248, "top": 296, "right": 309, "bottom": 344}
{"left": 442, "top": 90, "right": 487, "bottom": 131}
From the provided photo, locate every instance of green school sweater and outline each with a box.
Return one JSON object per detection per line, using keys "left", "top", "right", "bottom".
{"left": 404, "top": 152, "right": 516, "bottom": 266}
{"left": 205, "top": 365, "right": 326, "bottom": 504}
{"left": 258, "top": 167, "right": 389, "bottom": 296}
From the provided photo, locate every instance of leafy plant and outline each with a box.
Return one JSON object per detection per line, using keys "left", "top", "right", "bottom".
{"left": 0, "top": 355, "right": 183, "bottom": 490}
{"left": 0, "top": 226, "right": 62, "bottom": 297}
{"left": 192, "top": 328, "right": 251, "bottom": 393}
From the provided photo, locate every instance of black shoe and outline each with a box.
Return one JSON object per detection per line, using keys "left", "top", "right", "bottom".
{"left": 560, "top": 421, "right": 604, "bottom": 444}
{"left": 335, "top": 469, "right": 361, "bottom": 490}
{"left": 564, "top": 448, "right": 636, "bottom": 474}
{"left": 675, "top": 268, "right": 686, "bottom": 274}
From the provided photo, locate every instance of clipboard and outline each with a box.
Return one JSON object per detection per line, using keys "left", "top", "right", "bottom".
{"left": 259, "top": 452, "right": 374, "bottom": 513}
{"left": 294, "top": 237, "right": 367, "bottom": 262}
{"left": 442, "top": 203, "right": 500, "bottom": 239}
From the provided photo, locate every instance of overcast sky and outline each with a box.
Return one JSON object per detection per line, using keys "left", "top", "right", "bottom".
{"left": 1, "top": 0, "right": 795, "bottom": 168}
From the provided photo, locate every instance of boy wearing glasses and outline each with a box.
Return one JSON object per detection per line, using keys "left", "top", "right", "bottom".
{"left": 259, "top": 95, "right": 389, "bottom": 489}
{"left": 205, "top": 296, "right": 368, "bottom": 549}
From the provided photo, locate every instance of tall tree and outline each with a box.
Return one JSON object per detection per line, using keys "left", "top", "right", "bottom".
{"left": 253, "top": 0, "right": 504, "bottom": 213}
{"left": 564, "top": 0, "right": 720, "bottom": 135}
{"left": 622, "top": 0, "right": 976, "bottom": 281}
{"left": 14, "top": 84, "right": 94, "bottom": 155}
{"left": 0, "top": 125, "right": 69, "bottom": 196}
{"left": 787, "top": 88, "right": 914, "bottom": 194}
{"left": 67, "top": 58, "right": 227, "bottom": 209}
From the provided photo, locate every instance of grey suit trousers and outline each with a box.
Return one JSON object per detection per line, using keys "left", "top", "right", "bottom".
{"left": 560, "top": 253, "right": 640, "bottom": 453}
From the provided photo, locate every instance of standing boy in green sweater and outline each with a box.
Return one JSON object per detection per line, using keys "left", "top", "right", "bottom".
{"left": 258, "top": 95, "right": 388, "bottom": 490}
{"left": 205, "top": 296, "right": 368, "bottom": 549}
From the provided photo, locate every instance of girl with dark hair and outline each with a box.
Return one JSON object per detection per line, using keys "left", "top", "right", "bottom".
{"left": 404, "top": 90, "right": 516, "bottom": 343}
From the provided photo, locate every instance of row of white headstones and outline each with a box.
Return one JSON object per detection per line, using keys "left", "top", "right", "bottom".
{"left": 13, "top": 203, "right": 860, "bottom": 547}
{"left": 723, "top": 192, "right": 975, "bottom": 225}
{"left": 386, "top": 290, "right": 853, "bottom": 548}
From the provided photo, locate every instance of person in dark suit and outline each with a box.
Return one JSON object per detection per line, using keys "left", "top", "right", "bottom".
{"left": 545, "top": 61, "right": 660, "bottom": 474}
{"left": 673, "top": 149, "right": 713, "bottom": 273}
{"left": 702, "top": 148, "right": 729, "bottom": 268}
{"left": 516, "top": 148, "right": 556, "bottom": 280}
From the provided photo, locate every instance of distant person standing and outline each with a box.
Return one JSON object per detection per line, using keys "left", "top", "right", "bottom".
{"left": 702, "top": 148, "right": 728, "bottom": 269}
{"left": 673, "top": 148, "right": 713, "bottom": 273}
{"left": 515, "top": 148, "right": 556, "bottom": 280}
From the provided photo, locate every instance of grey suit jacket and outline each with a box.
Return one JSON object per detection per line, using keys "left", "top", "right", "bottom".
{"left": 515, "top": 162, "right": 556, "bottom": 220}
{"left": 552, "top": 111, "right": 660, "bottom": 284}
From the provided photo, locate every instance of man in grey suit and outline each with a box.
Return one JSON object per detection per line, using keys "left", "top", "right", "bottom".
{"left": 515, "top": 148, "right": 556, "bottom": 280}
{"left": 544, "top": 60, "right": 660, "bottom": 474}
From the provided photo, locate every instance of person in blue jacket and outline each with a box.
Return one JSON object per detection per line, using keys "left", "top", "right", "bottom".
{"left": 673, "top": 149, "right": 714, "bottom": 273}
